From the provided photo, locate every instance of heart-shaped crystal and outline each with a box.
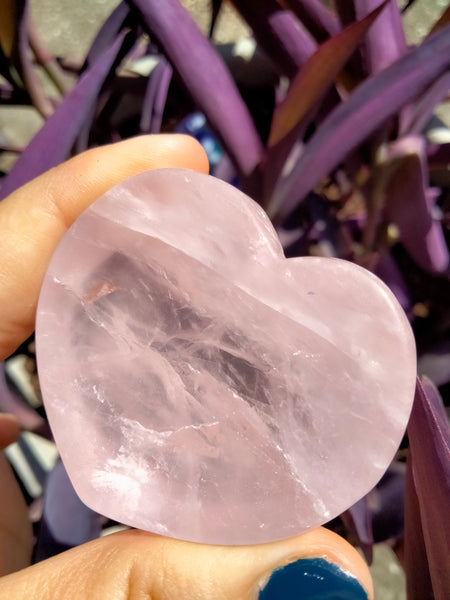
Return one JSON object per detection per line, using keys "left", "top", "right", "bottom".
{"left": 36, "top": 169, "right": 416, "bottom": 544}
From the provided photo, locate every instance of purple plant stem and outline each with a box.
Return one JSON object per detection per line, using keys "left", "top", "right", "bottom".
{"left": 126, "top": 0, "right": 264, "bottom": 190}
{"left": 140, "top": 57, "right": 172, "bottom": 134}
{"left": 150, "top": 61, "right": 173, "bottom": 133}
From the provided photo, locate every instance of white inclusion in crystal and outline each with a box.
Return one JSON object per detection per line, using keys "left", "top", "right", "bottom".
{"left": 91, "top": 453, "right": 150, "bottom": 511}
{"left": 313, "top": 496, "right": 331, "bottom": 519}
{"left": 92, "top": 384, "right": 105, "bottom": 404}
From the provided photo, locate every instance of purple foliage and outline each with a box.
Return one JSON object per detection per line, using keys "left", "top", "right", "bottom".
{"left": 0, "top": 30, "right": 132, "bottom": 199}
{"left": 127, "top": 0, "right": 264, "bottom": 189}
{"left": 269, "top": 25, "right": 450, "bottom": 220}
{"left": 404, "top": 378, "right": 450, "bottom": 600}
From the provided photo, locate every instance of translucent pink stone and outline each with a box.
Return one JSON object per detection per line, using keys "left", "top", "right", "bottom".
{"left": 36, "top": 169, "right": 416, "bottom": 545}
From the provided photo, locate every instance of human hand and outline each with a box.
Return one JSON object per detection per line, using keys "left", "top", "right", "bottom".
{"left": 0, "top": 134, "right": 373, "bottom": 599}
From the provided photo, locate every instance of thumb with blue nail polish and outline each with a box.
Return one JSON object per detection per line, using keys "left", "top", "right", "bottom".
{"left": 0, "top": 526, "right": 373, "bottom": 599}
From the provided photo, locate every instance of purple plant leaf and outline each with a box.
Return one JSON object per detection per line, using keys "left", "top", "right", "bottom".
{"left": 75, "top": 23, "right": 141, "bottom": 151}
{"left": 140, "top": 57, "right": 173, "bottom": 134}
{"left": 263, "top": 4, "right": 388, "bottom": 204}
{"left": 400, "top": 71, "right": 450, "bottom": 135}
{"left": 0, "top": 30, "right": 129, "bottom": 200}
{"left": 341, "top": 497, "right": 373, "bottom": 563}
{"left": 269, "top": 24, "right": 450, "bottom": 221}
{"left": 404, "top": 377, "right": 450, "bottom": 600}
{"left": 81, "top": 1, "right": 131, "bottom": 71}
{"left": 279, "top": 0, "right": 340, "bottom": 41}
{"left": 232, "top": 0, "right": 317, "bottom": 78}
{"left": 383, "top": 136, "right": 449, "bottom": 272}
{"left": 35, "top": 460, "right": 102, "bottom": 561}
{"left": 0, "top": 362, "right": 49, "bottom": 436}
{"left": 126, "top": 0, "right": 264, "bottom": 188}
{"left": 404, "top": 451, "right": 433, "bottom": 600}
{"left": 268, "top": 2, "right": 387, "bottom": 148}
{"left": 264, "top": 1, "right": 388, "bottom": 201}
{"left": 354, "top": 0, "right": 407, "bottom": 74}
{"left": 149, "top": 62, "right": 172, "bottom": 133}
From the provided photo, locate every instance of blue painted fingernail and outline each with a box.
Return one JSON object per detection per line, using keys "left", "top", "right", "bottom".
{"left": 259, "top": 558, "right": 368, "bottom": 599}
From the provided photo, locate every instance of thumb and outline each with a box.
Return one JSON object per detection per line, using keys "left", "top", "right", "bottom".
{"left": 0, "top": 527, "right": 373, "bottom": 599}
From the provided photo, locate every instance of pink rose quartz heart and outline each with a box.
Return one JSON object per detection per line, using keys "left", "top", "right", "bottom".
{"left": 36, "top": 169, "right": 416, "bottom": 545}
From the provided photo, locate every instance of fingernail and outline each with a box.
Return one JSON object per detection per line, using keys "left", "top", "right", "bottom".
{"left": 259, "top": 558, "right": 368, "bottom": 600}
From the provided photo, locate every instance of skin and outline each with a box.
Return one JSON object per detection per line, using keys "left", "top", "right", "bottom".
{"left": 0, "top": 134, "right": 374, "bottom": 599}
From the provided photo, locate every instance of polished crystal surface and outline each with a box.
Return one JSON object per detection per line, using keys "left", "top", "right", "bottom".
{"left": 36, "top": 169, "right": 417, "bottom": 544}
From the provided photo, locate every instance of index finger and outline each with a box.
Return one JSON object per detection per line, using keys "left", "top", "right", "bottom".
{"left": 0, "top": 134, "right": 209, "bottom": 360}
